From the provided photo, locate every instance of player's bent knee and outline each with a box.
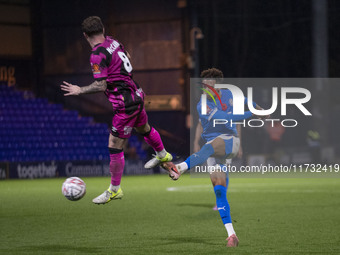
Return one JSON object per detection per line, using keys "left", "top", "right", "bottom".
{"left": 136, "top": 123, "right": 151, "bottom": 136}
{"left": 108, "top": 134, "right": 126, "bottom": 149}
{"left": 210, "top": 175, "right": 226, "bottom": 187}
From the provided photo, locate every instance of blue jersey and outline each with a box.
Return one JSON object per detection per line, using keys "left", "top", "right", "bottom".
{"left": 197, "top": 89, "right": 256, "bottom": 142}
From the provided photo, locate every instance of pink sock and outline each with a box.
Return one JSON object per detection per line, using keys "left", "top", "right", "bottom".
{"left": 144, "top": 127, "right": 164, "bottom": 152}
{"left": 110, "top": 151, "right": 125, "bottom": 186}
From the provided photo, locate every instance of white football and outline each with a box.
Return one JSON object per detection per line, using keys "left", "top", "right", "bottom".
{"left": 62, "top": 177, "right": 86, "bottom": 201}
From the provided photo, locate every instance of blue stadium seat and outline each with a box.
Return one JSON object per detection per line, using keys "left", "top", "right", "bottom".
{"left": 0, "top": 85, "right": 110, "bottom": 162}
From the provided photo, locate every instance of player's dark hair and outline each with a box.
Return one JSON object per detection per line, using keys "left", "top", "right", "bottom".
{"left": 81, "top": 16, "right": 104, "bottom": 37}
{"left": 200, "top": 68, "right": 224, "bottom": 79}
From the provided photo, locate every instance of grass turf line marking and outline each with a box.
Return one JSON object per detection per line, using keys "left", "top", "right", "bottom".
{"left": 166, "top": 185, "right": 340, "bottom": 193}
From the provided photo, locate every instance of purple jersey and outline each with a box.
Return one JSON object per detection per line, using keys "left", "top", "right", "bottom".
{"left": 90, "top": 36, "right": 142, "bottom": 109}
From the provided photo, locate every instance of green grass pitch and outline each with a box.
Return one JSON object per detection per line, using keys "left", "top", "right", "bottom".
{"left": 1, "top": 174, "right": 339, "bottom": 254}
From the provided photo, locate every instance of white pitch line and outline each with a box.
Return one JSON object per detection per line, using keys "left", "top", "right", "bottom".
{"left": 166, "top": 185, "right": 340, "bottom": 193}
{"left": 166, "top": 185, "right": 211, "bottom": 192}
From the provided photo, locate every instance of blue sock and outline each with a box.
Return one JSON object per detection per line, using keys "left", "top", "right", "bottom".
{"left": 214, "top": 185, "right": 232, "bottom": 224}
{"left": 184, "top": 143, "right": 214, "bottom": 169}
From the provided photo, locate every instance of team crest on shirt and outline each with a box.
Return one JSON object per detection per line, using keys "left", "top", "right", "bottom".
{"left": 124, "top": 126, "right": 133, "bottom": 135}
{"left": 206, "top": 105, "right": 212, "bottom": 114}
{"left": 91, "top": 64, "right": 101, "bottom": 75}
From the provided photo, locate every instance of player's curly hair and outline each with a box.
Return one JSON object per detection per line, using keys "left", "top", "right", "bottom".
{"left": 82, "top": 16, "right": 104, "bottom": 37}
{"left": 200, "top": 68, "right": 224, "bottom": 79}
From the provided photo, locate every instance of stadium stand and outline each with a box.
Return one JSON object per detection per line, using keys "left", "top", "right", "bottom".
{"left": 0, "top": 84, "right": 111, "bottom": 162}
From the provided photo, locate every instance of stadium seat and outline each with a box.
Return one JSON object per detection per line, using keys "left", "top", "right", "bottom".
{"left": 0, "top": 85, "right": 110, "bottom": 162}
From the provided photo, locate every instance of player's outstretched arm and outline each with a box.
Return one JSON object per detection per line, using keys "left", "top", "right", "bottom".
{"left": 60, "top": 80, "right": 107, "bottom": 96}
{"left": 244, "top": 97, "right": 270, "bottom": 119}
{"left": 254, "top": 105, "right": 271, "bottom": 119}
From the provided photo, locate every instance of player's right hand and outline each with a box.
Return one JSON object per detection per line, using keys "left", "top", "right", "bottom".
{"left": 60, "top": 81, "right": 81, "bottom": 96}
{"left": 253, "top": 106, "right": 270, "bottom": 120}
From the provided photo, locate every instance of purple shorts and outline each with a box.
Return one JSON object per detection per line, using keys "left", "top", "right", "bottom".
{"left": 110, "top": 106, "right": 148, "bottom": 138}
{"left": 109, "top": 89, "right": 148, "bottom": 139}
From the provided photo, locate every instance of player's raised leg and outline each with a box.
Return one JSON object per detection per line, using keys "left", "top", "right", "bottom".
{"left": 161, "top": 137, "right": 226, "bottom": 180}
{"left": 135, "top": 121, "right": 172, "bottom": 168}
{"left": 92, "top": 134, "right": 125, "bottom": 204}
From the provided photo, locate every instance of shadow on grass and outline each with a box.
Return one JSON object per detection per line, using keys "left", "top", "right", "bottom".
{"left": 155, "top": 236, "right": 218, "bottom": 247}
{"left": 13, "top": 244, "right": 100, "bottom": 254}
{"left": 176, "top": 203, "right": 214, "bottom": 209}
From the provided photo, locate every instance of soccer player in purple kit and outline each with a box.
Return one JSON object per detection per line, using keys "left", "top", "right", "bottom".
{"left": 60, "top": 16, "right": 172, "bottom": 204}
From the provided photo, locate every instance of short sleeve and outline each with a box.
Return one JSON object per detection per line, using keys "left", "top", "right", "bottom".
{"left": 90, "top": 53, "right": 108, "bottom": 81}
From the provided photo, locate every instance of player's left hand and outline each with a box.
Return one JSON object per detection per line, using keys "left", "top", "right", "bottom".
{"left": 237, "top": 146, "right": 243, "bottom": 159}
{"left": 254, "top": 106, "right": 270, "bottom": 120}
{"left": 259, "top": 114, "right": 271, "bottom": 120}
{"left": 60, "top": 81, "right": 81, "bottom": 96}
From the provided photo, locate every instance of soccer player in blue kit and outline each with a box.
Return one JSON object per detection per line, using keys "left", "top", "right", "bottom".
{"left": 162, "top": 68, "right": 267, "bottom": 247}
